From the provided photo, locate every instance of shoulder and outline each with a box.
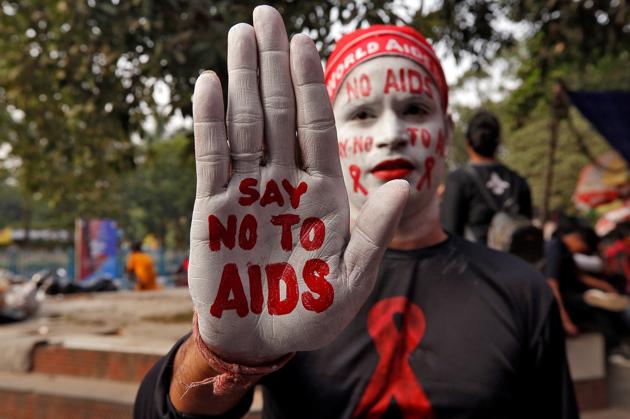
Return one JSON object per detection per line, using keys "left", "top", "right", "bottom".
{"left": 444, "top": 166, "right": 471, "bottom": 186}
{"left": 544, "top": 237, "right": 563, "bottom": 253}
{"left": 452, "top": 236, "right": 552, "bottom": 305}
{"left": 451, "top": 237, "right": 556, "bottom": 341}
{"left": 455, "top": 237, "right": 542, "bottom": 275}
{"left": 497, "top": 163, "right": 529, "bottom": 185}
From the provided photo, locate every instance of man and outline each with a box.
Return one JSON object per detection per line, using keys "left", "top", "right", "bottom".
{"left": 126, "top": 241, "right": 158, "bottom": 291}
{"left": 135, "top": 6, "right": 577, "bottom": 418}
{"left": 441, "top": 111, "right": 532, "bottom": 244}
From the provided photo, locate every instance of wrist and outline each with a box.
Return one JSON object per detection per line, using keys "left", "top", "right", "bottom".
{"left": 191, "top": 311, "right": 294, "bottom": 395}
{"left": 170, "top": 336, "right": 249, "bottom": 416}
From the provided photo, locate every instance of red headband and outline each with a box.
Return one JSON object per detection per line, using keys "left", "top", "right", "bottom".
{"left": 324, "top": 25, "right": 448, "bottom": 110}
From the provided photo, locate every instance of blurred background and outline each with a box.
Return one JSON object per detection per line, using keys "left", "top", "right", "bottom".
{"left": 0, "top": 1, "right": 628, "bottom": 418}
{"left": 0, "top": 0, "right": 628, "bottom": 273}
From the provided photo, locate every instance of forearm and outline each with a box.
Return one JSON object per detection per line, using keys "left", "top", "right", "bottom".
{"left": 579, "top": 274, "right": 616, "bottom": 292}
{"left": 169, "top": 336, "right": 256, "bottom": 416}
{"left": 546, "top": 279, "right": 572, "bottom": 322}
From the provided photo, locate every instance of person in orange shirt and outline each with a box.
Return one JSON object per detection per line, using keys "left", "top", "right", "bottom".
{"left": 126, "top": 242, "right": 158, "bottom": 291}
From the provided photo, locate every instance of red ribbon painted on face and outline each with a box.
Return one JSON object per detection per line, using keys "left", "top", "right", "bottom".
{"left": 352, "top": 297, "right": 434, "bottom": 419}
{"left": 416, "top": 156, "right": 435, "bottom": 191}
{"left": 349, "top": 164, "right": 368, "bottom": 196}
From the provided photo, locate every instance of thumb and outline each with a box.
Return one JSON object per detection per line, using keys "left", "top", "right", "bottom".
{"left": 343, "top": 179, "right": 409, "bottom": 289}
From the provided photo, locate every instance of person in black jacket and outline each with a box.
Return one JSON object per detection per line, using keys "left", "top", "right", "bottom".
{"left": 441, "top": 111, "right": 532, "bottom": 244}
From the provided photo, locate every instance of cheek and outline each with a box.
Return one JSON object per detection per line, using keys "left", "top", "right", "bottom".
{"left": 404, "top": 122, "right": 446, "bottom": 162}
{"left": 337, "top": 125, "right": 374, "bottom": 177}
{"left": 404, "top": 120, "right": 447, "bottom": 195}
{"left": 339, "top": 147, "right": 370, "bottom": 204}
{"left": 337, "top": 127, "right": 373, "bottom": 207}
{"left": 337, "top": 137, "right": 374, "bottom": 164}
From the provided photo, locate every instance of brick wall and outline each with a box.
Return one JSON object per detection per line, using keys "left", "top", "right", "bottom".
{"left": 32, "top": 345, "right": 161, "bottom": 382}
{"left": 0, "top": 390, "right": 132, "bottom": 419}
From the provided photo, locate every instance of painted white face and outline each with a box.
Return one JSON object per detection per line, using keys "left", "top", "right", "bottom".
{"left": 333, "top": 56, "right": 448, "bottom": 217}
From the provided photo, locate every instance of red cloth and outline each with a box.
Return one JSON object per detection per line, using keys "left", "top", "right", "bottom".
{"left": 325, "top": 25, "right": 448, "bottom": 109}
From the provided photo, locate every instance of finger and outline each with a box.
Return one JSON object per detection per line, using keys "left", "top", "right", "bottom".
{"left": 226, "top": 23, "right": 264, "bottom": 174}
{"left": 343, "top": 180, "right": 410, "bottom": 289}
{"left": 290, "top": 34, "right": 341, "bottom": 177}
{"left": 253, "top": 6, "right": 296, "bottom": 167}
{"left": 192, "top": 71, "right": 229, "bottom": 197}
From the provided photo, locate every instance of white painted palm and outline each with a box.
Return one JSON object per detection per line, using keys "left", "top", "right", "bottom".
{"left": 189, "top": 6, "right": 409, "bottom": 365}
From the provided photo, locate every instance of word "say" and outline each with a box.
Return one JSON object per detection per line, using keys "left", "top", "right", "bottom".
{"left": 239, "top": 178, "right": 308, "bottom": 209}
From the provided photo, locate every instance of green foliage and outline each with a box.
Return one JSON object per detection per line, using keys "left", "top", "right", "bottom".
{"left": 413, "top": 1, "right": 516, "bottom": 67}
{"left": 0, "top": 0, "right": 407, "bottom": 222}
{"left": 0, "top": 182, "right": 22, "bottom": 229}
{"left": 509, "top": 50, "right": 630, "bottom": 126}
{"left": 501, "top": 108, "right": 611, "bottom": 214}
{"left": 413, "top": 0, "right": 629, "bottom": 70}
{"left": 113, "top": 133, "right": 195, "bottom": 248}
{"left": 507, "top": 1, "right": 629, "bottom": 122}
{"left": 451, "top": 100, "right": 615, "bottom": 215}
{"left": 413, "top": 0, "right": 629, "bottom": 121}
{"left": 1, "top": 0, "right": 628, "bottom": 239}
{"left": 0, "top": 133, "right": 195, "bottom": 247}
{"left": 498, "top": 1, "right": 630, "bottom": 212}
{"left": 436, "top": 0, "right": 629, "bottom": 214}
{"left": 508, "top": 0, "right": 629, "bottom": 69}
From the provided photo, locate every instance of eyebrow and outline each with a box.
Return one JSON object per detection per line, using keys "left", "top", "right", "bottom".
{"left": 397, "top": 93, "right": 438, "bottom": 105}
{"left": 341, "top": 96, "right": 381, "bottom": 107}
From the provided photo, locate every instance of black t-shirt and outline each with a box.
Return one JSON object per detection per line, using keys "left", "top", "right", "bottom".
{"left": 135, "top": 236, "right": 578, "bottom": 419}
{"left": 441, "top": 162, "right": 533, "bottom": 244}
{"left": 544, "top": 237, "right": 587, "bottom": 295}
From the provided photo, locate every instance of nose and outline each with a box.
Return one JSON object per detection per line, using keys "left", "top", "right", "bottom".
{"left": 374, "top": 111, "right": 408, "bottom": 151}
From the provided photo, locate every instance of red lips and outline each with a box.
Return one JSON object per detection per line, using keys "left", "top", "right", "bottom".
{"left": 371, "top": 159, "right": 414, "bottom": 181}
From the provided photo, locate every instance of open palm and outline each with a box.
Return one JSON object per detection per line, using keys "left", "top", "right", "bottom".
{"left": 189, "top": 6, "right": 408, "bottom": 365}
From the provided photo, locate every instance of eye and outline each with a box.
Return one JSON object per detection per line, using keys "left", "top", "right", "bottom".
{"left": 403, "top": 103, "right": 428, "bottom": 116}
{"left": 350, "top": 109, "right": 374, "bottom": 121}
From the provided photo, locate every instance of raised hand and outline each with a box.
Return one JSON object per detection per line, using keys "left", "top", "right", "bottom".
{"left": 189, "top": 6, "right": 409, "bottom": 365}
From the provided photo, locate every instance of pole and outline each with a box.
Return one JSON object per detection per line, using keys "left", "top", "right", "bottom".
{"left": 541, "top": 80, "right": 569, "bottom": 225}
{"left": 542, "top": 117, "right": 559, "bottom": 225}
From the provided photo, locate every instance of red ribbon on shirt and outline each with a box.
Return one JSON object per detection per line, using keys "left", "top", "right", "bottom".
{"left": 352, "top": 297, "right": 434, "bottom": 419}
